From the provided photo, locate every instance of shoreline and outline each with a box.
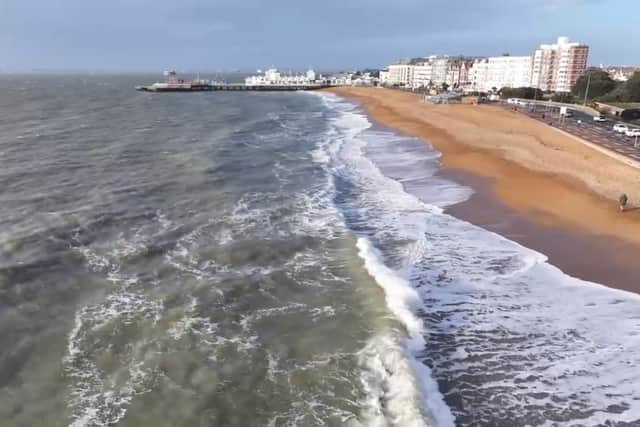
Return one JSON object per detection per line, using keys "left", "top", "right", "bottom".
{"left": 327, "top": 87, "right": 640, "bottom": 293}
{"left": 443, "top": 169, "right": 640, "bottom": 293}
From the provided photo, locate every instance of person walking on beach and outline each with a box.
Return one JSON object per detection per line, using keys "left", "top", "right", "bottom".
{"left": 619, "top": 193, "right": 628, "bottom": 212}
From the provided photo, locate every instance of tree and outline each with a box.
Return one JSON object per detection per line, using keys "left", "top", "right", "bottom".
{"left": 622, "top": 71, "right": 640, "bottom": 102}
{"left": 571, "top": 69, "right": 617, "bottom": 101}
{"left": 441, "top": 82, "right": 449, "bottom": 92}
{"left": 598, "top": 71, "right": 640, "bottom": 102}
{"left": 551, "top": 92, "right": 576, "bottom": 103}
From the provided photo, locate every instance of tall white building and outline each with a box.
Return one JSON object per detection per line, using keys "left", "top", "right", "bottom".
{"left": 431, "top": 58, "right": 450, "bottom": 86}
{"left": 406, "top": 56, "right": 456, "bottom": 88}
{"left": 470, "top": 59, "right": 489, "bottom": 92}
{"left": 470, "top": 56, "right": 532, "bottom": 92}
{"left": 379, "top": 70, "right": 390, "bottom": 85}
{"left": 531, "top": 37, "right": 589, "bottom": 92}
{"left": 386, "top": 63, "right": 414, "bottom": 87}
{"left": 411, "top": 63, "right": 434, "bottom": 88}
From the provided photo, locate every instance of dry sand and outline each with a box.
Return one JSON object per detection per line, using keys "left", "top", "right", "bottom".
{"left": 326, "top": 86, "right": 640, "bottom": 291}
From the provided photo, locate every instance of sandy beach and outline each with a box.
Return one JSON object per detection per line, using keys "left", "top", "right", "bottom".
{"left": 328, "top": 86, "right": 640, "bottom": 292}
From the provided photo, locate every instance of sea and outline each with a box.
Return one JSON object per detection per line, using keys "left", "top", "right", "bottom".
{"left": 1, "top": 75, "right": 639, "bottom": 427}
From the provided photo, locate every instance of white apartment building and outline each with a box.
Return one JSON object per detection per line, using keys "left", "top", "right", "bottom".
{"left": 386, "top": 63, "right": 414, "bottom": 87}
{"left": 379, "top": 70, "right": 390, "bottom": 85}
{"left": 384, "top": 56, "right": 475, "bottom": 90}
{"left": 407, "top": 57, "right": 455, "bottom": 88}
{"left": 470, "top": 59, "right": 489, "bottom": 92}
{"left": 411, "top": 63, "right": 434, "bottom": 88}
{"left": 431, "top": 58, "right": 449, "bottom": 86}
{"left": 470, "top": 56, "right": 532, "bottom": 92}
{"left": 531, "top": 37, "right": 589, "bottom": 92}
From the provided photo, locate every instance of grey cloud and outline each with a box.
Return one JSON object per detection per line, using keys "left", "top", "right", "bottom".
{"left": 0, "top": 0, "right": 636, "bottom": 71}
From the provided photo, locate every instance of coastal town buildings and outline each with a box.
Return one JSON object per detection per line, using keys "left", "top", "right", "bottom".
{"left": 383, "top": 36, "right": 589, "bottom": 94}
{"left": 387, "top": 63, "right": 415, "bottom": 87}
{"left": 470, "top": 56, "right": 532, "bottom": 92}
{"left": 351, "top": 72, "right": 377, "bottom": 86}
{"left": 430, "top": 58, "right": 450, "bottom": 87}
{"left": 406, "top": 56, "right": 452, "bottom": 89}
{"left": 327, "top": 72, "right": 352, "bottom": 86}
{"left": 245, "top": 68, "right": 320, "bottom": 86}
{"left": 445, "top": 58, "right": 474, "bottom": 89}
{"left": 379, "top": 70, "right": 390, "bottom": 85}
{"left": 530, "top": 37, "right": 589, "bottom": 92}
{"left": 469, "top": 59, "right": 489, "bottom": 92}
{"left": 384, "top": 55, "right": 476, "bottom": 90}
{"left": 386, "top": 56, "right": 475, "bottom": 89}
{"left": 411, "top": 62, "right": 434, "bottom": 88}
{"left": 602, "top": 66, "right": 640, "bottom": 82}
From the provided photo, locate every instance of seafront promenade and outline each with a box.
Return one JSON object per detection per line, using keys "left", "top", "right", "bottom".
{"left": 512, "top": 104, "right": 640, "bottom": 165}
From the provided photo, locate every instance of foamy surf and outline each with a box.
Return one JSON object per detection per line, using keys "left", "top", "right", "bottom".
{"left": 316, "top": 92, "right": 456, "bottom": 426}
{"left": 322, "top": 91, "right": 640, "bottom": 426}
{"left": 5, "top": 77, "right": 640, "bottom": 426}
{"left": 357, "top": 237, "right": 455, "bottom": 427}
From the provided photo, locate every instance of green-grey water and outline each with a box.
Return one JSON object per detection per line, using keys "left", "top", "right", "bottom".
{"left": 1, "top": 75, "right": 640, "bottom": 427}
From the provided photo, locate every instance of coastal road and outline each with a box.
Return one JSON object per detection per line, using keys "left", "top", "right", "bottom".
{"left": 505, "top": 103, "right": 640, "bottom": 163}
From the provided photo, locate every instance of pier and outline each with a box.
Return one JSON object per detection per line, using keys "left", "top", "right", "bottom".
{"left": 136, "top": 69, "right": 337, "bottom": 92}
{"left": 136, "top": 83, "right": 332, "bottom": 93}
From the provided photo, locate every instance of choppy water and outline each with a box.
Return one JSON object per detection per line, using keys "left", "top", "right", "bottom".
{"left": 1, "top": 75, "right": 639, "bottom": 427}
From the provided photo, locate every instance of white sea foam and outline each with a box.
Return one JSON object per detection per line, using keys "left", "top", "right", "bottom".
{"left": 320, "top": 91, "right": 640, "bottom": 426}
{"left": 64, "top": 213, "right": 174, "bottom": 426}
{"left": 316, "top": 92, "right": 455, "bottom": 426}
{"left": 356, "top": 238, "right": 455, "bottom": 427}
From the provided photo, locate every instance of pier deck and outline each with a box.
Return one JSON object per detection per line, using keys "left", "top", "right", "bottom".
{"left": 137, "top": 84, "right": 332, "bottom": 92}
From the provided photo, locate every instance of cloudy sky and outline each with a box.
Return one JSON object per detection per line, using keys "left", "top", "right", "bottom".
{"left": 0, "top": 0, "right": 637, "bottom": 72}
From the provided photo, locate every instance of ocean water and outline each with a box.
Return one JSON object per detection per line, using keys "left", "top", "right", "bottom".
{"left": 0, "top": 75, "right": 639, "bottom": 427}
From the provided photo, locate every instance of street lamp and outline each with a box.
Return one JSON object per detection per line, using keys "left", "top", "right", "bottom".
{"left": 583, "top": 73, "right": 591, "bottom": 106}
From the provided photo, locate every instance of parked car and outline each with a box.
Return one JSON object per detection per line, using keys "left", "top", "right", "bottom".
{"left": 593, "top": 115, "right": 608, "bottom": 122}
{"left": 560, "top": 110, "right": 573, "bottom": 117}
{"left": 517, "top": 100, "right": 529, "bottom": 106}
{"left": 613, "top": 124, "right": 629, "bottom": 133}
{"left": 625, "top": 128, "right": 640, "bottom": 137}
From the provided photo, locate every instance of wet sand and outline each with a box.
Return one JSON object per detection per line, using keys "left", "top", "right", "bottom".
{"left": 445, "top": 170, "right": 640, "bottom": 293}
{"left": 327, "top": 87, "right": 640, "bottom": 293}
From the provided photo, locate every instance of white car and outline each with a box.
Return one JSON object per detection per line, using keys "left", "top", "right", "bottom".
{"left": 506, "top": 98, "right": 517, "bottom": 104}
{"left": 559, "top": 106, "right": 573, "bottom": 117}
{"left": 613, "top": 124, "right": 629, "bottom": 133}
{"left": 517, "top": 100, "right": 529, "bottom": 106}
{"left": 625, "top": 128, "right": 640, "bottom": 137}
{"left": 593, "top": 115, "right": 608, "bottom": 122}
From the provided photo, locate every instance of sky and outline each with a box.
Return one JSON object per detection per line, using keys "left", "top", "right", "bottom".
{"left": 0, "top": 0, "right": 638, "bottom": 72}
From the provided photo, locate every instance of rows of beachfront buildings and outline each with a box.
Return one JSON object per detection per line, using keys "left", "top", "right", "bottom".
{"left": 245, "top": 68, "right": 319, "bottom": 86}
{"left": 244, "top": 68, "right": 378, "bottom": 87}
{"left": 380, "top": 37, "right": 589, "bottom": 94}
